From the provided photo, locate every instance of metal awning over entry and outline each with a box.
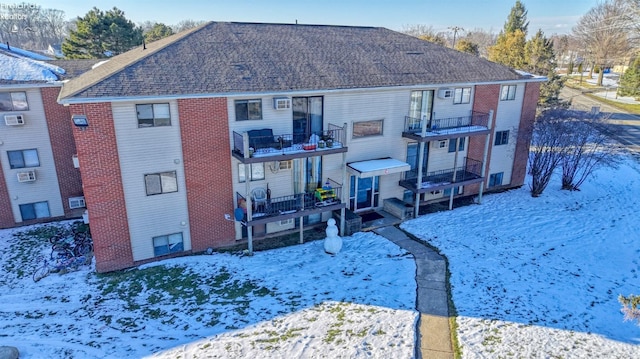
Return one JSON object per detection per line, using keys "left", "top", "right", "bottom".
{"left": 347, "top": 158, "right": 411, "bottom": 178}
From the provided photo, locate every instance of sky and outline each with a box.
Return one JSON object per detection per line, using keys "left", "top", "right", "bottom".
{"left": 32, "top": 0, "right": 600, "bottom": 36}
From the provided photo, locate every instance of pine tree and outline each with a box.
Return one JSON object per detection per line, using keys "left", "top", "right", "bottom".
{"left": 62, "top": 7, "right": 143, "bottom": 59}
{"left": 488, "top": 30, "right": 527, "bottom": 69}
{"left": 144, "top": 23, "right": 174, "bottom": 43}
{"left": 503, "top": 0, "right": 529, "bottom": 34}
{"left": 618, "top": 57, "right": 640, "bottom": 99}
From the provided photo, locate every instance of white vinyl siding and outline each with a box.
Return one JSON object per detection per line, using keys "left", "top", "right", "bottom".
{"left": 112, "top": 101, "right": 191, "bottom": 261}
{"left": 0, "top": 89, "right": 64, "bottom": 222}
{"left": 491, "top": 82, "right": 525, "bottom": 186}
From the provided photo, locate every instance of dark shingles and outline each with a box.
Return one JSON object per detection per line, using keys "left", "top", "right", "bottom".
{"left": 47, "top": 59, "right": 103, "bottom": 79}
{"left": 60, "top": 22, "right": 526, "bottom": 101}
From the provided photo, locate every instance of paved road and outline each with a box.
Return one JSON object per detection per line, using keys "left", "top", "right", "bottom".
{"left": 560, "top": 87, "right": 640, "bottom": 152}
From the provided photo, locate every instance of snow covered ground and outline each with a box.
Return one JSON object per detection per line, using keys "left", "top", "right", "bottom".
{"left": 402, "top": 156, "right": 640, "bottom": 358}
{"left": 0, "top": 230, "right": 416, "bottom": 358}
{"left": 2, "top": 156, "right": 640, "bottom": 358}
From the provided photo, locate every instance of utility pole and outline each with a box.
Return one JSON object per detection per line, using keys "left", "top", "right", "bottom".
{"left": 448, "top": 26, "right": 464, "bottom": 48}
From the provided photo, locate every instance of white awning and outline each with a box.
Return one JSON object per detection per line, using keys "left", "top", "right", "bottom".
{"left": 347, "top": 158, "right": 411, "bottom": 178}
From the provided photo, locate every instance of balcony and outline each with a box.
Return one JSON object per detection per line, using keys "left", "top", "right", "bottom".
{"left": 236, "top": 179, "right": 345, "bottom": 226}
{"left": 402, "top": 111, "right": 490, "bottom": 142}
{"left": 399, "top": 157, "right": 484, "bottom": 193}
{"left": 232, "top": 123, "right": 348, "bottom": 163}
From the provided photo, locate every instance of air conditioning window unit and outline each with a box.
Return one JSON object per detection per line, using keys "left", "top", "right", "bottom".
{"left": 273, "top": 97, "right": 291, "bottom": 110}
{"left": 69, "top": 196, "right": 86, "bottom": 209}
{"left": 433, "top": 140, "right": 447, "bottom": 149}
{"left": 4, "top": 114, "right": 25, "bottom": 126}
{"left": 437, "top": 88, "right": 453, "bottom": 99}
{"left": 17, "top": 170, "right": 36, "bottom": 182}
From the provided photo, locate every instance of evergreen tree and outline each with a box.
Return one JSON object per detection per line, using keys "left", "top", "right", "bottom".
{"left": 618, "top": 57, "right": 640, "bottom": 99}
{"left": 524, "top": 29, "right": 566, "bottom": 106}
{"left": 454, "top": 39, "right": 479, "bottom": 56}
{"left": 503, "top": 0, "right": 529, "bottom": 34}
{"left": 144, "top": 23, "right": 174, "bottom": 43}
{"left": 62, "top": 7, "right": 143, "bottom": 59}
{"left": 488, "top": 30, "right": 527, "bottom": 69}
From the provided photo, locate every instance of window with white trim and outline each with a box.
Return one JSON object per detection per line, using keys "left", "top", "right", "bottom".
{"left": 136, "top": 103, "right": 171, "bottom": 127}
{"left": 448, "top": 137, "right": 466, "bottom": 152}
{"left": 19, "top": 201, "right": 50, "bottom": 221}
{"left": 238, "top": 163, "right": 265, "bottom": 182}
{"left": 494, "top": 130, "right": 510, "bottom": 146}
{"left": 235, "top": 99, "right": 262, "bottom": 121}
{"left": 500, "top": 85, "right": 517, "bottom": 101}
{"left": 153, "top": 232, "right": 184, "bottom": 256}
{"left": 489, "top": 172, "right": 504, "bottom": 187}
{"left": 453, "top": 87, "right": 471, "bottom": 104}
{"left": 7, "top": 149, "right": 39, "bottom": 169}
{"left": 0, "top": 92, "right": 28, "bottom": 111}
{"left": 145, "top": 171, "right": 178, "bottom": 195}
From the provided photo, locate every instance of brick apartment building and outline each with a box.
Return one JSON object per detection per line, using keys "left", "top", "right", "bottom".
{"left": 55, "top": 22, "right": 543, "bottom": 272}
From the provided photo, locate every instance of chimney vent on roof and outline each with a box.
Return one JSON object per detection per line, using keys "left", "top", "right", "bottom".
{"left": 143, "top": 40, "right": 146, "bottom": 50}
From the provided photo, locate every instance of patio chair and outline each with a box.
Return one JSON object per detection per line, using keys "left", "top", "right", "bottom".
{"left": 251, "top": 187, "right": 268, "bottom": 211}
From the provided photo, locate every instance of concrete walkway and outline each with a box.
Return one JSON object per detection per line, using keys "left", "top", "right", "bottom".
{"left": 373, "top": 226, "right": 454, "bottom": 359}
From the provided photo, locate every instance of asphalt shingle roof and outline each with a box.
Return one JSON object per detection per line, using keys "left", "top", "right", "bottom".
{"left": 59, "top": 22, "right": 528, "bottom": 102}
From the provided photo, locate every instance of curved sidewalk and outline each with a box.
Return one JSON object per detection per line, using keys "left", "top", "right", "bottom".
{"left": 373, "top": 226, "right": 454, "bottom": 359}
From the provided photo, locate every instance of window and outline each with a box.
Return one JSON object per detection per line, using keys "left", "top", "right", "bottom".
{"left": 494, "top": 130, "right": 510, "bottom": 146}
{"left": 145, "top": 171, "right": 178, "bottom": 195}
{"left": 448, "top": 137, "right": 466, "bottom": 153}
{"left": 0, "top": 92, "right": 28, "bottom": 111}
{"left": 453, "top": 87, "right": 471, "bottom": 104}
{"left": 19, "top": 201, "right": 50, "bottom": 221}
{"left": 353, "top": 119, "right": 383, "bottom": 138}
{"left": 7, "top": 149, "right": 39, "bottom": 169}
{"left": 136, "top": 103, "right": 171, "bottom": 127}
{"left": 153, "top": 232, "right": 184, "bottom": 256}
{"left": 444, "top": 186, "right": 463, "bottom": 196}
{"left": 489, "top": 172, "right": 504, "bottom": 187}
{"left": 238, "top": 163, "right": 265, "bottom": 182}
{"left": 235, "top": 99, "right": 262, "bottom": 121}
{"left": 500, "top": 85, "right": 517, "bottom": 101}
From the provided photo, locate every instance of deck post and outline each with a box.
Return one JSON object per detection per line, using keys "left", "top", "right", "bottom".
{"left": 413, "top": 115, "right": 429, "bottom": 218}
{"left": 299, "top": 216, "right": 304, "bottom": 244}
{"left": 449, "top": 137, "right": 460, "bottom": 210}
{"left": 340, "top": 150, "right": 347, "bottom": 236}
{"left": 243, "top": 132, "right": 254, "bottom": 254}
{"left": 478, "top": 110, "right": 494, "bottom": 204}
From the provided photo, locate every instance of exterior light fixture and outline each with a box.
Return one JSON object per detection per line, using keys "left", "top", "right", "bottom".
{"left": 72, "top": 115, "right": 89, "bottom": 128}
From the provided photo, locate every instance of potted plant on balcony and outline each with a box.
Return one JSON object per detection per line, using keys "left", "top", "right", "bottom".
{"left": 322, "top": 133, "right": 334, "bottom": 148}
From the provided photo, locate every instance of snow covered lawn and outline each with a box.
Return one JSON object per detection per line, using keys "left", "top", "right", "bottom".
{"left": 0, "top": 229, "right": 417, "bottom": 358}
{"left": 402, "top": 157, "right": 640, "bottom": 358}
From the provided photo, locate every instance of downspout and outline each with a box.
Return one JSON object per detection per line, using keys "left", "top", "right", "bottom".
{"left": 478, "top": 110, "right": 494, "bottom": 204}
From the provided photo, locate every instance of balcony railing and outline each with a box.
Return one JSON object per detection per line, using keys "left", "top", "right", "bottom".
{"left": 403, "top": 111, "right": 489, "bottom": 136}
{"left": 233, "top": 123, "right": 347, "bottom": 160}
{"left": 236, "top": 179, "right": 343, "bottom": 223}
{"left": 401, "top": 157, "right": 483, "bottom": 191}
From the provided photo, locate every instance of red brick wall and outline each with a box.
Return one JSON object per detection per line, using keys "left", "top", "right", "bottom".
{"left": 467, "top": 84, "right": 501, "bottom": 194}
{"left": 178, "top": 98, "right": 235, "bottom": 251}
{"left": 70, "top": 102, "right": 133, "bottom": 273}
{"left": 511, "top": 82, "right": 540, "bottom": 186}
{"left": 41, "top": 87, "right": 84, "bottom": 216}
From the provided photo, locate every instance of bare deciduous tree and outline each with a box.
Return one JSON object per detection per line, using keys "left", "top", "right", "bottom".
{"left": 573, "top": 0, "right": 631, "bottom": 86}
{"left": 528, "top": 108, "right": 570, "bottom": 197}
{"left": 0, "top": 5, "right": 69, "bottom": 52}
{"left": 560, "top": 111, "right": 620, "bottom": 191}
{"left": 461, "top": 28, "right": 497, "bottom": 58}
{"left": 173, "top": 19, "right": 206, "bottom": 33}
{"left": 400, "top": 24, "right": 447, "bottom": 46}
{"left": 619, "top": 294, "right": 640, "bottom": 325}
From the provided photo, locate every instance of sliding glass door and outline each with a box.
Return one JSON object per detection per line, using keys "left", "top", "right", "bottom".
{"left": 293, "top": 96, "right": 323, "bottom": 143}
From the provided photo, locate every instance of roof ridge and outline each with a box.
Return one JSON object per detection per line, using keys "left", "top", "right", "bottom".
{"left": 58, "top": 22, "right": 212, "bottom": 100}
